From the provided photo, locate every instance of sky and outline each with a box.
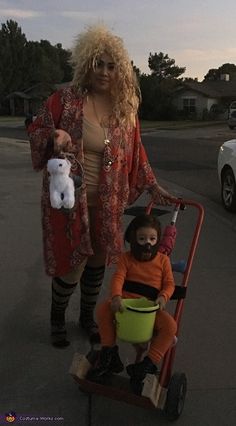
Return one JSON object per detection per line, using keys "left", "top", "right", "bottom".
{"left": 1, "top": 0, "right": 236, "bottom": 81}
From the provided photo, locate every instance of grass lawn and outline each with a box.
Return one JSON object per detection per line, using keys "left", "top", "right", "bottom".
{"left": 0, "top": 115, "right": 225, "bottom": 129}
{"left": 0, "top": 116, "right": 24, "bottom": 122}
{"left": 140, "top": 119, "right": 225, "bottom": 130}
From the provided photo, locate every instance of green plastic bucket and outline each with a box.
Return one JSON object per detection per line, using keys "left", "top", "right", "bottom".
{"left": 115, "top": 298, "right": 159, "bottom": 343}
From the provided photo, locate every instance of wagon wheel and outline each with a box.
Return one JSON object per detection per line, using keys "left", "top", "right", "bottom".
{"left": 164, "top": 372, "right": 187, "bottom": 421}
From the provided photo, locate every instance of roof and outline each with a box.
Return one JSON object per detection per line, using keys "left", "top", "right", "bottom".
{"left": 23, "top": 82, "right": 55, "bottom": 97}
{"left": 5, "top": 83, "right": 55, "bottom": 101}
{"left": 6, "top": 82, "right": 72, "bottom": 101}
{"left": 6, "top": 91, "right": 31, "bottom": 100}
{"left": 54, "top": 81, "right": 72, "bottom": 90}
{"left": 175, "top": 80, "right": 236, "bottom": 99}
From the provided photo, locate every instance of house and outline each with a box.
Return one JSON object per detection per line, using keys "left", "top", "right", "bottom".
{"left": 5, "top": 81, "right": 71, "bottom": 116}
{"left": 172, "top": 77, "right": 236, "bottom": 119}
{"left": 5, "top": 91, "right": 31, "bottom": 116}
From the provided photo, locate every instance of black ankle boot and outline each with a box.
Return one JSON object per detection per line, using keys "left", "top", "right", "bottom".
{"left": 126, "top": 356, "right": 157, "bottom": 381}
{"left": 80, "top": 316, "right": 101, "bottom": 344}
{"left": 88, "top": 345, "right": 124, "bottom": 379}
{"left": 50, "top": 308, "right": 70, "bottom": 348}
{"left": 108, "top": 345, "right": 124, "bottom": 373}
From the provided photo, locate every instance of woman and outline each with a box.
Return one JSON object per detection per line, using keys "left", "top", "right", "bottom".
{"left": 28, "top": 25, "right": 175, "bottom": 348}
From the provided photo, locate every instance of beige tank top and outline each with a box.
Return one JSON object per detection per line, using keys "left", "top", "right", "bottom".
{"left": 82, "top": 117, "right": 105, "bottom": 206}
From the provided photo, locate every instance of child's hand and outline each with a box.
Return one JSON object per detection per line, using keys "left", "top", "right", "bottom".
{"left": 156, "top": 296, "right": 166, "bottom": 310}
{"left": 111, "top": 296, "right": 124, "bottom": 313}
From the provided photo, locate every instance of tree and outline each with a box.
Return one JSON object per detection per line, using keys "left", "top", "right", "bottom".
{"left": 55, "top": 43, "right": 73, "bottom": 82}
{"left": 148, "top": 52, "right": 186, "bottom": 82}
{"left": 22, "top": 40, "right": 72, "bottom": 87}
{"left": 203, "top": 68, "right": 218, "bottom": 81}
{"left": 0, "top": 20, "right": 27, "bottom": 95}
{"left": 38, "top": 39, "right": 63, "bottom": 83}
{"left": 23, "top": 41, "right": 45, "bottom": 86}
{"left": 140, "top": 73, "right": 178, "bottom": 120}
{"left": 0, "top": 19, "right": 75, "bottom": 115}
{"left": 0, "top": 20, "right": 73, "bottom": 100}
{"left": 183, "top": 77, "right": 198, "bottom": 82}
{"left": 131, "top": 60, "right": 141, "bottom": 80}
{"left": 139, "top": 52, "right": 185, "bottom": 120}
{"left": 204, "top": 63, "right": 236, "bottom": 81}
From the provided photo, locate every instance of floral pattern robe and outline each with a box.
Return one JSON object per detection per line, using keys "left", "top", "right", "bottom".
{"left": 28, "top": 86, "right": 158, "bottom": 276}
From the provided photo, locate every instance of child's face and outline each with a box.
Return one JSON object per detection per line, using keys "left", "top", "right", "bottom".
{"left": 131, "top": 226, "right": 159, "bottom": 261}
{"left": 136, "top": 227, "right": 158, "bottom": 246}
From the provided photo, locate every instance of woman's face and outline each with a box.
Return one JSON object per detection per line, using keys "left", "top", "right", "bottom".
{"left": 89, "top": 52, "right": 117, "bottom": 94}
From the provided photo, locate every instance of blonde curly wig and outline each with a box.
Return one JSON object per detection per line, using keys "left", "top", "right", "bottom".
{"left": 70, "top": 25, "right": 141, "bottom": 128}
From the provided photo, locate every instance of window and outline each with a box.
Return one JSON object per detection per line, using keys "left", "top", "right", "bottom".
{"left": 183, "top": 98, "right": 196, "bottom": 114}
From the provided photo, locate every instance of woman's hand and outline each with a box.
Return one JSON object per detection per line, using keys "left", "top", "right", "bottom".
{"left": 151, "top": 184, "right": 178, "bottom": 206}
{"left": 111, "top": 296, "right": 124, "bottom": 313}
{"left": 53, "top": 129, "right": 72, "bottom": 155}
{"left": 156, "top": 295, "right": 166, "bottom": 310}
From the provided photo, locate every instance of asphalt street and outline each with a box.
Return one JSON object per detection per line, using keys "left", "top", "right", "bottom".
{"left": 142, "top": 124, "right": 236, "bottom": 209}
{"left": 0, "top": 126, "right": 236, "bottom": 426}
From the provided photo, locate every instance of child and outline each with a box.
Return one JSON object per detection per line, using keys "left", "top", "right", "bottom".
{"left": 92, "top": 214, "right": 177, "bottom": 382}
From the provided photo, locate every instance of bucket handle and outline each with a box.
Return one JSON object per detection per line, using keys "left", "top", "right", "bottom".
{"left": 126, "top": 305, "right": 160, "bottom": 314}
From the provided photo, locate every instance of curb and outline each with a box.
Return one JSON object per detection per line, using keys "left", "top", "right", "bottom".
{"left": 157, "top": 176, "right": 236, "bottom": 232}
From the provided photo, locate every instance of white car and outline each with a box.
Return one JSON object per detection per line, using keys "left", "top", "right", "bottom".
{"left": 218, "top": 140, "right": 236, "bottom": 212}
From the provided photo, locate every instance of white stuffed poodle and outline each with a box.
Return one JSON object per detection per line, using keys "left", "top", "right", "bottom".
{"left": 47, "top": 158, "right": 75, "bottom": 209}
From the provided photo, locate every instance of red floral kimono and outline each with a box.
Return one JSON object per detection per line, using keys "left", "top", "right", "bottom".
{"left": 28, "top": 86, "right": 158, "bottom": 276}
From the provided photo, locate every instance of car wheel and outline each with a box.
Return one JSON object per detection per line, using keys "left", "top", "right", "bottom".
{"left": 221, "top": 168, "right": 236, "bottom": 212}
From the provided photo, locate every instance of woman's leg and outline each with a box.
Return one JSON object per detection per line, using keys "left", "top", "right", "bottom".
{"left": 51, "top": 260, "right": 87, "bottom": 348}
{"left": 79, "top": 207, "right": 107, "bottom": 342}
{"left": 80, "top": 262, "right": 106, "bottom": 342}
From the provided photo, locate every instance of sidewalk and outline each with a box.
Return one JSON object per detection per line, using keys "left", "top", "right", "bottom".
{"left": 0, "top": 138, "right": 235, "bottom": 425}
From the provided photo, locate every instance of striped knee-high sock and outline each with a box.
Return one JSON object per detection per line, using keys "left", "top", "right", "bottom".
{"left": 50, "top": 277, "right": 78, "bottom": 347}
{"left": 80, "top": 265, "right": 105, "bottom": 334}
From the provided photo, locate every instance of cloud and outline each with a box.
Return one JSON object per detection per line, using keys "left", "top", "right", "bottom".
{"left": 59, "top": 10, "right": 111, "bottom": 20}
{"left": 172, "top": 47, "right": 236, "bottom": 80}
{"left": 175, "top": 48, "right": 236, "bottom": 64}
{"left": 1, "top": 9, "right": 44, "bottom": 19}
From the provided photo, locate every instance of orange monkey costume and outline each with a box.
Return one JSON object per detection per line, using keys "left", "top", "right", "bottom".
{"left": 96, "top": 251, "right": 177, "bottom": 364}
